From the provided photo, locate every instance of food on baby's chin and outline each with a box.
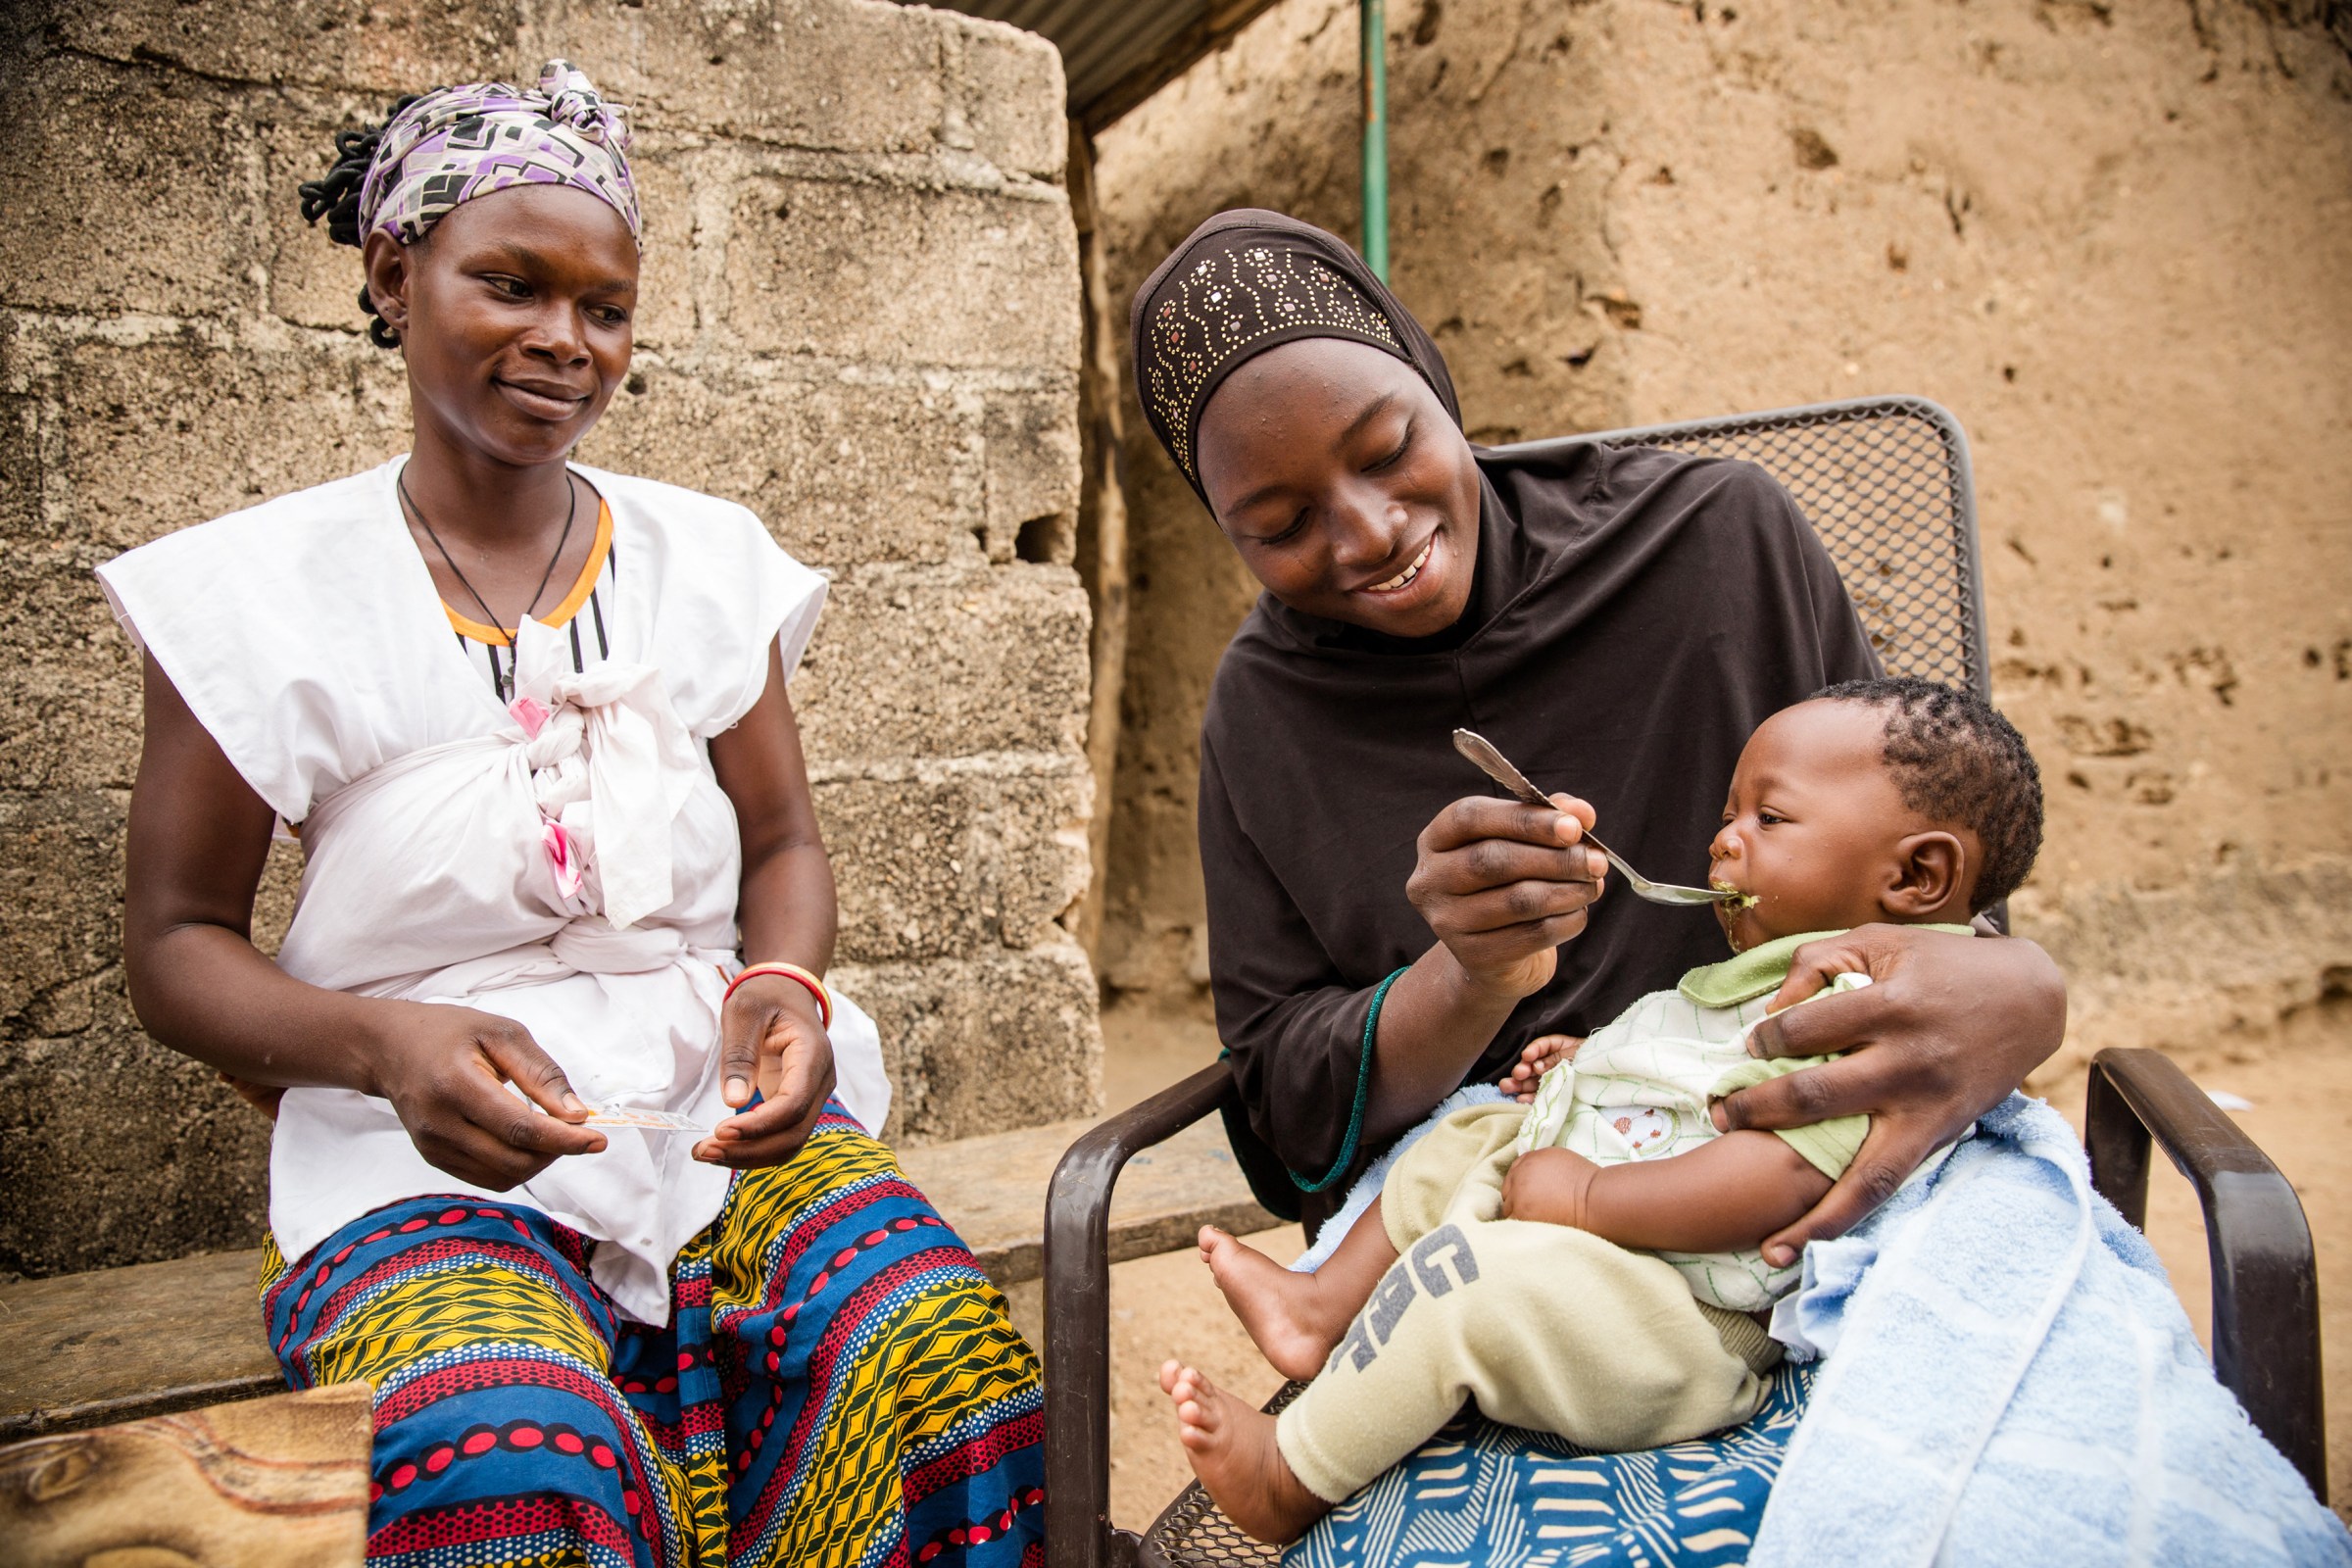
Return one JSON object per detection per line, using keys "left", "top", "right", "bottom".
{"left": 1710, "top": 881, "right": 1760, "bottom": 910}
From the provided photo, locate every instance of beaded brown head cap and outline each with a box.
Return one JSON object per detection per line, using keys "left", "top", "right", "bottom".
{"left": 1129, "top": 210, "right": 1460, "bottom": 506}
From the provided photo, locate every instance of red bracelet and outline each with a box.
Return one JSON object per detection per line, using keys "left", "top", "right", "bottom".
{"left": 725, "top": 961, "right": 832, "bottom": 1029}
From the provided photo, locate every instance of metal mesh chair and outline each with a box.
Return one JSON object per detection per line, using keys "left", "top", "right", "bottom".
{"left": 1550, "top": 395, "right": 1991, "bottom": 699}
{"left": 1040, "top": 398, "right": 2323, "bottom": 1568}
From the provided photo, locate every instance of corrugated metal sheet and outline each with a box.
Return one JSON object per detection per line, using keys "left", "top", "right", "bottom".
{"left": 950, "top": 1, "right": 1201, "bottom": 113}
{"left": 906, "top": 1, "right": 1275, "bottom": 128}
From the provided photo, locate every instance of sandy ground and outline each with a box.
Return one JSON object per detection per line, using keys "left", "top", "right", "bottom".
{"left": 1063, "top": 994, "right": 2352, "bottom": 1531}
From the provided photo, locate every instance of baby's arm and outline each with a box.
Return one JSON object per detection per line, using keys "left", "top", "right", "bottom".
{"left": 1499, "top": 1133, "right": 1832, "bottom": 1253}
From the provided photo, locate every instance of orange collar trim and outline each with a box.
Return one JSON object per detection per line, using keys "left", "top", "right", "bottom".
{"left": 445, "top": 498, "right": 613, "bottom": 645}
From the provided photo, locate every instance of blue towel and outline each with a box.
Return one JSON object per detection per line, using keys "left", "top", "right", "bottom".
{"left": 1753, "top": 1094, "right": 2349, "bottom": 1566}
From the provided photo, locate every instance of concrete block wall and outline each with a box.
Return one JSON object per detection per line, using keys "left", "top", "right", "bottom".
{"left": 0, "top": 0, "right": 1099, "bottom": 1278}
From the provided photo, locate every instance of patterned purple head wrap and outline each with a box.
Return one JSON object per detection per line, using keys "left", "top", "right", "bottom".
{"left": 358, "top": 60, "right": 640, "bottom": 249}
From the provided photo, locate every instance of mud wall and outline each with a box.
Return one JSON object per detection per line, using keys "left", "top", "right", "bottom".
{"left": 1090, "top": 0, "right": 2352, "bottom": 1076}
{"left": 0, "top": 0, "right": 1097, "bottom": 1278}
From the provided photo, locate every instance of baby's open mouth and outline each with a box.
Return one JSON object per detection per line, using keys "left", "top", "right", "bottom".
{"left": 1366, "top": 537, "right": 1434, "bottom": 594}
{"left": 1710, "top": 880, "right": 1759, "bottom": 910}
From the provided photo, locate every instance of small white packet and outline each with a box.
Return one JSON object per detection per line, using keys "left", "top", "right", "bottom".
{"left": 582, "top": 1104, "right": 711, "bottom": 1134}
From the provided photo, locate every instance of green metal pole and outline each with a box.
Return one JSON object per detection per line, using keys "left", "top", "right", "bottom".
{"left": 1360, "top": 0, "right": 1389, "bottom": 281}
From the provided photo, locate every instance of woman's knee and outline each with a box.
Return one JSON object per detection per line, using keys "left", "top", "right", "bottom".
{"left": 268, "top": 1200, "right": 614, "bottom": 1391}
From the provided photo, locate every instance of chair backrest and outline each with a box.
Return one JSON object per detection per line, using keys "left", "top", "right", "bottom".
{"left": 1488, "top": 396, "right": 1991, "bottom": 701}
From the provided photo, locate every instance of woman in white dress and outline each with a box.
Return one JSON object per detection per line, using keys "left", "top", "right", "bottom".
{"left": 103, "top": 63, "right": 1044, "bottom": 1567}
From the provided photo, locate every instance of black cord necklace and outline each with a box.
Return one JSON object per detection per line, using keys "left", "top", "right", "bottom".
{"left": 400, "top": 466, "right": 578, "bottom": 701}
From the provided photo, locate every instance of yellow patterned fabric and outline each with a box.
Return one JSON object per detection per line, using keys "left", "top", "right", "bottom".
{"left": 262, "top": 1103, "right": 1046, "bottom": 1567}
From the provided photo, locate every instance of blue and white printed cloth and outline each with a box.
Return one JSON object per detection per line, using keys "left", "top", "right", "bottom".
{"left": 1290, "top": 1364, "right": 1813, "bottom": 1568}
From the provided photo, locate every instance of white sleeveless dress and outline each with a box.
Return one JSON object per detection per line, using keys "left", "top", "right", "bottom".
{"left": 97, "top": 457, "right": 891, "bottom": 1324}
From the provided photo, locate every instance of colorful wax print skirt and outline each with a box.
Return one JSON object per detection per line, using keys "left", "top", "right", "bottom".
{"left": 1288, "top": 1363, "right": 1813, "bottom": 1568}
{"left": 261, "top": 1101, "right": 1046, "bottom": 1567}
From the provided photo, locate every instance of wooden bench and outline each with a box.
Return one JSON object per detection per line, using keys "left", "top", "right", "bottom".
{"left": 0, "top": 1113, "right": 1272, "bottom": 1442}
{"left": 0, "top": 1384, "right": 372, "bottom": 1563}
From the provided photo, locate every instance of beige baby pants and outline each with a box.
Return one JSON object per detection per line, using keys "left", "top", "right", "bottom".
{"left": 1272, "top": 1101, "right": 1779, "bottom": 1504}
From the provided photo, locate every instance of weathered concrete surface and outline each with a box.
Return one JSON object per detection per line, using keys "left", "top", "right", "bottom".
{"left": 0, "top": 0, "right": 1097, "bottom": 1278}
{"left": 1090, "top": 0, "right": 2352, "bottom": 1085}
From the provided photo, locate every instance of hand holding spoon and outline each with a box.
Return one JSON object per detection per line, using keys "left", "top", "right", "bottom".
{"left": 1449, "top": 729, "right": 1742, "bottom": 907}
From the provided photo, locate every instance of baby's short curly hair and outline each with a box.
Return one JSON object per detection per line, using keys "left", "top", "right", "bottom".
{"left": 1813, "top": 676, "right": 2044, "bottom": 911}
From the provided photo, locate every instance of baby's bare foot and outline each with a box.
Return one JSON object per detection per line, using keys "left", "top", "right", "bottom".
{"left": 1159, "top": 1358, "right": 1330, "bottom": 1544}
{"left": 1200, "top": 1226, "right": 1345, "bottom": 1382}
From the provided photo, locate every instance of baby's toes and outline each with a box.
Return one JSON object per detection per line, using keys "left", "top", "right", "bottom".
{"left": 1179, "top": 1376, "right": 1221, "bottom": 1430}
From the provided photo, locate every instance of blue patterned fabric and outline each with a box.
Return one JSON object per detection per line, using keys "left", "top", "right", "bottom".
{"left": 1288, "top": 1364, "right": 1812, "bottom": 1568}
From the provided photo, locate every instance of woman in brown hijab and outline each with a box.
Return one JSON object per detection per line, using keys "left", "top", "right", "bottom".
{"left": 1130, "top": 211, "right": 2064, "bottom": 1253}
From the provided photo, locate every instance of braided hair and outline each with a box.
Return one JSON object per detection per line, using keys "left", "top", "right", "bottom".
{"left": 1814, "top": 676, "right": 2045, "bottom": 911}
{"left": 297, "top": 94, "right": 429, "bottom": 348}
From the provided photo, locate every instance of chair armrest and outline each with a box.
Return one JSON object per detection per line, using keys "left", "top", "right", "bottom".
{"left": 1043, "top": 1061, "right": 1239, "bottom": 1568}
{"left": 2084, "top": 1047, "right": 2326, "bottom": 1500}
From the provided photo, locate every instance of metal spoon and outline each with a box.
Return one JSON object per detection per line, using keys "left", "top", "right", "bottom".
{"left": 1450, "top": 728, "right": 1739, "bottom": 907}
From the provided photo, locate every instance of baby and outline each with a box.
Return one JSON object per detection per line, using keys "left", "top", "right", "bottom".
{"left": 1159, "top": 676, "right": 2046, "bottom": 1543}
